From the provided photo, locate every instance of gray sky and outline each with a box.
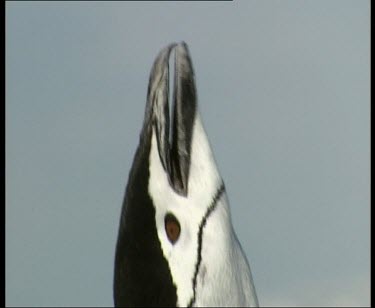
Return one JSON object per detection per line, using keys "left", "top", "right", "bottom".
{"left": 6, "top": 1, "right": 370, "bottom": 307}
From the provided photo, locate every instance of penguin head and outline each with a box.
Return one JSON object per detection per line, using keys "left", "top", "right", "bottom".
{"left": 146, "top": 42, "right": 228, "bottom": 307}
{"left": 114, "top": 42, "right": 256, "bottom": 307}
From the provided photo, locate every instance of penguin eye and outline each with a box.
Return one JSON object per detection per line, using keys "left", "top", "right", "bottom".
{"left": 164, "top": 213, "right": 180, "bottom": 244}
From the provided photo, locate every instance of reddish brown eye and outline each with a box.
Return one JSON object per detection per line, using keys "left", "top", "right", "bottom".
{"left": 164, "top": 213, "right": 181, "bottom": 244}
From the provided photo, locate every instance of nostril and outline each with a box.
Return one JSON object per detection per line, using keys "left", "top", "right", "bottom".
{"left": 164, "top": 212, "right": 181, "bottom": 244}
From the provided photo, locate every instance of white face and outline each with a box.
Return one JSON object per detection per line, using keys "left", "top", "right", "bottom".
{"left": 148, "top": 112, "right": 230, "bottom": 306}
{"left": 115, "top": 42, "right": 258, "bottom": 307}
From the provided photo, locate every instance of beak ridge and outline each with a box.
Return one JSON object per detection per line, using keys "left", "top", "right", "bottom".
{"left": 170, "top": 42, "right": 197, "bottom": 195}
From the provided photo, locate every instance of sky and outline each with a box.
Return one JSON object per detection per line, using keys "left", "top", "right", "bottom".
{"left": 6, "top": 1, "right": 370, "bottom": 307}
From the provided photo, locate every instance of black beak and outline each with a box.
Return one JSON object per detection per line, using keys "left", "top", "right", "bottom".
{"left": 143, "top": 42, "right": 197, "bottom": 196}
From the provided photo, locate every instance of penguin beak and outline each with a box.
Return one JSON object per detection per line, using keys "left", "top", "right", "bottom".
{"left": 143, "top": 42, "right": 197, "bottom": 197}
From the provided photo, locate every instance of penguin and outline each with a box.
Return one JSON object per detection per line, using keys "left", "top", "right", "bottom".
{"left": 114, "top": 42, "right": 259, "bottom": 307}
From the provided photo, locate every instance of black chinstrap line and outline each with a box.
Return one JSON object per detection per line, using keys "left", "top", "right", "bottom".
{"left": 187, "top": 183, "right": 225, "bottom": 307}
